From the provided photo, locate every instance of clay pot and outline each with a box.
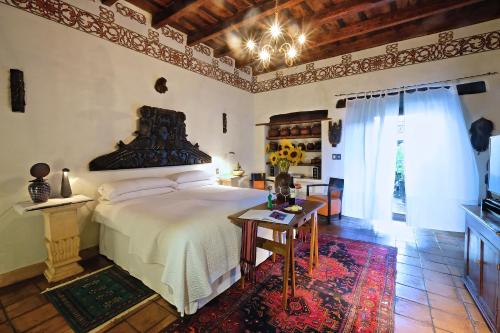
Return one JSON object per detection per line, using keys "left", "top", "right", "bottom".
{"left": 268, "top": 127, "right": 280, "bottom": 138}
{"left": 306, "top": 142, "right": 315, "bottom": 151}
{"left": 298, "top": 143, "right": 306, "bottom": 151}
{"left": 311, "top": 124, "right": 321, "bottom": 135}
{"left": 314, "top": 141, "right": 321, "bottom": 150}
{"left": 280, "top": 127, "right": 290, "bottom": 137}
{"left": 300, "top": 126, "right": 311, "bottom": 135}
{"left": 311, "top": 157, "right": 321, "bottom": 165}
{"left": 290, "top": 126, "right": 300, "bottom": 136}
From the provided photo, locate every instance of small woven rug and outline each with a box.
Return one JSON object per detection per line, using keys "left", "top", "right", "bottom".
{"left": 44, "top": 265, "right": 156, "bottom": 333}
{"left": 164, "top": 234, "right": 397, "bottom": 332}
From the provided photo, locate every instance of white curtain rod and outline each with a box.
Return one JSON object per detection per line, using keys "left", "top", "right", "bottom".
{"left": 333, "top": 72, "right": 498, "bottom": 98}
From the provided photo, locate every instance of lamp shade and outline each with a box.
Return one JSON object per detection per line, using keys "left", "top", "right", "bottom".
{"left": 60, "top": 168, "right": 72, "bottom": 198}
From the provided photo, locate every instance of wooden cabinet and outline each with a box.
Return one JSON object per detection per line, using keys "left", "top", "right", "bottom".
{"left": 464, "top": 205, "right": 500, "bottom": 333}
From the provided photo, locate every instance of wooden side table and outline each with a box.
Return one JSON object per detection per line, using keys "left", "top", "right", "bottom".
{"left": 14, "top": 195, "right": 93, "bottom": 282}
{"left": 228, "top": 200, "right": 324, "bottom": 308}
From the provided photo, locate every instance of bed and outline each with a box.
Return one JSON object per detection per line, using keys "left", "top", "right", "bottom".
{"left": 93, "top": 181, "right": 272, "bottom": 315}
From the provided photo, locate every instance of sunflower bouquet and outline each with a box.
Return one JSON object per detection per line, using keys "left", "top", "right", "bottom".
{"left": 268, "top": 139, "right": 304, "bottom": 173}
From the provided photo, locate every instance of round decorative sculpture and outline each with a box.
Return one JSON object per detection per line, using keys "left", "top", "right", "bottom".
{"left": 28, "top": 163, "right": 51, "bottom": 203}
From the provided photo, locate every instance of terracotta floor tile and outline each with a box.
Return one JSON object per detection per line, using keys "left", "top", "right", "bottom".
{"left": 396, "top": 262, "right": 423, "bottom": 278}
{"left": 464, "top": 302, "right": 488, "bottom": 327}
{"left": 127, "top": 302, "right": 171, "bottom": 332}
{"left": 104, "top": 321, "right": 137, "bottom": 333}
{"left": 457, "top": 287, "right": 474, "bottom": 304}
{"left": 5, "top": 294, "right": 47, "bottom": 319}
{"left": 25, "top": 315, "right": 73, "bottom": 333}
{"left": 427, "top": 292, "right": 467, "bottom": 317}
{"left": 146, "top": 313, "right": 178, "bottom": 333}
{"left": 421, "top": 260, "right": 450, "bottom": 274}
{"left": 395, "top": 297, "right": 432, "bottom": 323}
{"left": 11, "top": 303, "right": 58, "bottom": 332}
{"left": 0, "top": 283, "right": 39, "bottom": 307}
{"left": 431, "top": 308, "right": 475, "bottom": 333}
{"left": 396, "top": 272, "right": 426, "bottom": 290}
{"left": 0, "top": 323, "right": 14, "bottom": 333}
{"left": 397, "top": 255, "right": 421, "bottom": 267}
{"left": 419, "top": 253, "right": 448, "bottom": 264}
{"left": 396, "top": 283, "right": 429, "bottom": 305}
{"left": 452, "top": 276, "right": 465, "bottom": 289}
{"left": 155, "top": 298, "right": 178, "bottom": 316}
{"left": 394, "top": 314, "right": 433, "bottom": 333}
{"left": 447, "top": 265, "right": 464, "bottom": 277}
{"left": 422, "top": 269, "right": 455, "bottom": 287}
{"left": 425, "top": 280, "right": 459, "bottom": 299}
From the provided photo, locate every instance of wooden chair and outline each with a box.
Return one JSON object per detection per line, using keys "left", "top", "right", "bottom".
{"left": 306, "top": 178, "right": 344, "bottom": 224}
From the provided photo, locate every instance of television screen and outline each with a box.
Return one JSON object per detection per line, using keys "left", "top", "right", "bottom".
{"left": 489, "top": 135, "right": 500, "bottom": 196}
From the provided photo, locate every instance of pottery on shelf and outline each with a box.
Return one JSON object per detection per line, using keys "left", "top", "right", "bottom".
{"left": 306, "top": 142, "right": 315, "bottom": 151}
{"left": 279, "top": 127, "right": 290, "bottom": 137}
{"left": 300, "top": 126, "right": 311, "bottom": 135}
{"left": 28, "top": 163, "right": 51, "bottom": 203}
{"left": 311, "top": 124, "right": 321, "bottom": 135}
{"left": 290, "top": 126, "right": 300, "bottom": 136}
{"left": 268, "top": 127, "right": 280, "bottom": 137}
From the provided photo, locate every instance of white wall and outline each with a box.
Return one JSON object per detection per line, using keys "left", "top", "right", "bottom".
{"left": 0, "top": 5, "right": 254, "bottom": 274}
{"left": 254, "top": 19, "right": 500, "bottom": 200}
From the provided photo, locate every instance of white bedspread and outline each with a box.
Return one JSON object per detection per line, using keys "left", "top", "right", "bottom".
{"left": 93, "top": 185, "right": 267, "bottom": 314}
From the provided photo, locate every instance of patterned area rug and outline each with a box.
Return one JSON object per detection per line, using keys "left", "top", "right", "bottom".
{"left": 45, "top": 266, "right": 156, "bottom": 333}
{"left": 164, "top": 234, "right": 397, "bottom": 333}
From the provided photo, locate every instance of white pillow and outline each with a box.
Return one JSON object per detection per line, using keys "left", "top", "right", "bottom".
{"left": 167, "top": 170, "right": 213, "bottom": 184}
{"left": 176, "top": 179, "right": 215, "bottom": 190}
{"left": 98, "top": 177, "right": 177, "bottom": 201}
{"left": 101, "top": 187, "right": 176, "bottom": 204}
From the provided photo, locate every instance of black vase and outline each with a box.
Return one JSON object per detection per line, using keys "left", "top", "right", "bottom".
{"left": 275, "top": 171, "right": 291, "bottom": 204}
{"left": 28, "top": 179, "right": 51, "bottom": 203}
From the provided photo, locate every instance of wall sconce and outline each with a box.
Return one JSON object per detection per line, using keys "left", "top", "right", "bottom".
{"left": 60, "top": 168, "right": 72, "bottom": 198}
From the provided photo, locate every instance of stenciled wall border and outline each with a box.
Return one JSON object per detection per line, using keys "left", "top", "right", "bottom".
{"left": 1, "top": 0, "right": 499, "bottom": 94}
{"left": 252, "top": 29, "right": 500, "bottom": 93}
{"left": 0, "top": 0, "right": 253, "bottom": 92}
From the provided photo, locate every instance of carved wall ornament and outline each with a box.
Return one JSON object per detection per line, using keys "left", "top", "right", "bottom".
{"left": 89, "top": 106, "right": 211, "bottom": 170}
{"left": 329, "top": 120, "right": 342, "bottom": 147}
{"left": 470, "top": 117, "right": 494, "bottom": 153}
{"left": 115, "top": 2, "right": 146, "bottom": 25}
{"left": 98, "top": 6, "right": 114, "bottom": 23}
{"left": 154, "top": 77, "right": 168, "bottom": 93}
{"left": 10, "top": 69, "right": 25, "bottom": 113}
{"left": 161, "top": 26, "right": 184, "bottom": 44}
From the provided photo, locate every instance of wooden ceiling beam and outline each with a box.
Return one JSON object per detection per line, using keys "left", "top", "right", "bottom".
{"left": 187, "top": 0, "right": 305, "bottom": 46}
{"left": 101, "top": 0, "right": 118, "bottom": 6}
{"left": 152, "top": 0, "right": 210, "bottom": 29}
{"left": 259, "top": 1, "right": 499, "bottom": 73}
{"left": 313, "top": 0, "right": 484, "bottom": 48}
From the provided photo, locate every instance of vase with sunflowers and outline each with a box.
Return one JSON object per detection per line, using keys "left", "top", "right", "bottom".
{"left": 267, "top": 139, "right": 304, "bottom": 203}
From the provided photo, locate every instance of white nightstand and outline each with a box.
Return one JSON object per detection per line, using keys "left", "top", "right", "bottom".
{"left": 14, "top": 195, "right": 93, "bottom": 282}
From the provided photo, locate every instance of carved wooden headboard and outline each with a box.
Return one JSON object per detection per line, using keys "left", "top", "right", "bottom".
{"left": 89, "top": 106, "right": 211, "bottom": 171}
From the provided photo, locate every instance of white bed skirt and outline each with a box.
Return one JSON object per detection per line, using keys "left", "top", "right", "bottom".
{"left": 99, "top": 225, "right": 273, "bottom": 315}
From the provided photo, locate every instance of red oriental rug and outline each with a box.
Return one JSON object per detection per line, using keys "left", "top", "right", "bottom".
{"left": 164, "top": 234, "right": 397, "bottom": 333}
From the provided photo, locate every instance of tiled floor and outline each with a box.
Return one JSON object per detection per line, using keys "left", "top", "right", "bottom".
{"left": 0, "top": 217, "right": 491, "bottom": 333}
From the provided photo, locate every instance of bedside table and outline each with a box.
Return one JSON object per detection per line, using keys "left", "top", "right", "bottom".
{"left": 218, "top": 176, "right": 249, "bottom": 187}
{"left": 14, "top": 195, "right": 93, "bottom": 282}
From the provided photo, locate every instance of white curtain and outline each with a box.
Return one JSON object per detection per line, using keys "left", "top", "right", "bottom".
{"left": 343, "top": 94, "right": 400, "bottom": 221}
{"left": 404, "top": 87, "right": 478, "bottom": 231}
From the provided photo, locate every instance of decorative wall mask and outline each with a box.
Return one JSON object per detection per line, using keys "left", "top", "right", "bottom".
{"left": 470, "top": 117, "right": 494, "bottom": 153}
{"left": 10, "top": 69, "right": 25, "bottom": 112}
{"left": 329, "top": 120, "right": 342, "bottom": 147}
{"left": 223, "top": 113, "right": 227, "bottom": 133}
{"left": 89, "top": 106, "right": 211, "bottom": 171}
{"left": 154, "top": 77, "right": 168, "bottom": 93}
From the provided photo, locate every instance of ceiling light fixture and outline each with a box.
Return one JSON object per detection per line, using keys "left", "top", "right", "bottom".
{"left": 244, "top": 0, "right": 307, "bottom": 69}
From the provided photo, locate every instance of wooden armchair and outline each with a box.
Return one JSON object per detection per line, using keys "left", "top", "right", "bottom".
{"left": 306, "top": 178, "right": 344, "bottom": 224}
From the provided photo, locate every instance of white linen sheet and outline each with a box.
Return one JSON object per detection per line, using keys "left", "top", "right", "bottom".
{"left": 93, "top": 185, "right": 268, "bottom": 315}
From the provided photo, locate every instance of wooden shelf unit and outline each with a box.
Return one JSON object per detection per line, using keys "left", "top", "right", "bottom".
{"left": 263, "top": 118, "right": 324, "bottom": 181}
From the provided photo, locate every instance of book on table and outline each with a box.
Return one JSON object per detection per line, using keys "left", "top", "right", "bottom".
{"left": 238, "top": 209, "right": 295, "bottom": 225}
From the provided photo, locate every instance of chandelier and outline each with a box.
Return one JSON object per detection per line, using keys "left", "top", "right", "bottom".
{"left": 244, "top": 0, "right": 307, "bottom": 69}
